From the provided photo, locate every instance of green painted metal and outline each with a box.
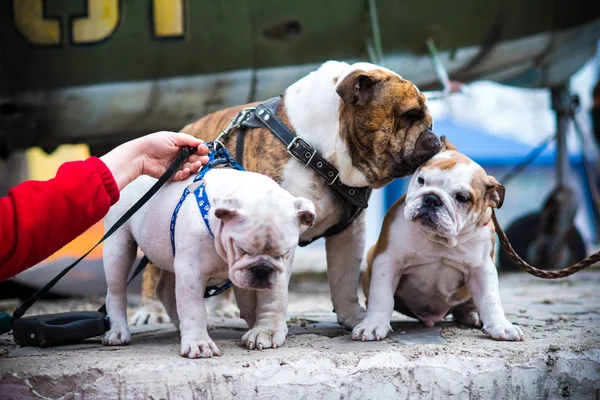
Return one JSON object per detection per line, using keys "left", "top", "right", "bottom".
{"left": 2, "top": 0, "right": 599, "bottom": 92}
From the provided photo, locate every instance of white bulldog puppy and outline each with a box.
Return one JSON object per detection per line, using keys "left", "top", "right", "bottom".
{"left": 354, "top": 138, "right": 524, "bottom": 342}
{"left": 102, "top": 168, "right": 315, "bottom": 358}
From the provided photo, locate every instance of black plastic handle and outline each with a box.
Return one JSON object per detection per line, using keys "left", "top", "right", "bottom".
{"left": 12, "top": 312, "right": 109, "bottom": 347}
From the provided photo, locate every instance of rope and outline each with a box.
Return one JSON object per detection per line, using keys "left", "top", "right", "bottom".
{"left": 492, "top": 210, "right": 600, "bottom": 279}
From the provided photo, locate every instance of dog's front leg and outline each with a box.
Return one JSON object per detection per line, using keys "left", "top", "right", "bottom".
{"left": 174, "top": 256, "right": 221, "bottom": 358}
{"left": 241, "top": 283, "right": 289, "bottom": 350}
{"left": 233, "top": 287, "right": 257, "bottom": 327}
{"left": 325, "top": 212, "right": 366, "bottom": 329}
{"left": 352, "top": 254, "right": 401, "bottom": 341}
{"left": 467, "top": 259, "right": 524, "bottom": 341}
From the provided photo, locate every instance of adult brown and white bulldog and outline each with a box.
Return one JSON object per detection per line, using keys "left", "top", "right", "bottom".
{"left": 354, "top": 138, "right": 524, "bottom": 341}
{"left": 133, "top": 61, "right": 441, "bottom": 330}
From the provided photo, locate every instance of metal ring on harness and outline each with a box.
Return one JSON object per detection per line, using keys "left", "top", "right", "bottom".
{"left": 215, "top": 107, "right": 257, "bottom": 143}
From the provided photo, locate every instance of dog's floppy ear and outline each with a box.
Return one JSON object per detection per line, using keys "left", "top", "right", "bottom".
{"left": 336, "top": 70, "right": 382, "bottom": 106}
{"left": 295, "top": 197, "right": 316, "bottom": 227}
{"left": 213, "top": 196, "right": 242, "bottom": 222}
{"left": 440, "top": 136, "right": 458, "bottom": 152}
{"left": 485, "top": 176, "right": 505, "bottom": 209}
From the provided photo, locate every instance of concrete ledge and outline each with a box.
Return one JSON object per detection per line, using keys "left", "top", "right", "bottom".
{"left": 1, "top": 271, "right": 599, "bottom": 399}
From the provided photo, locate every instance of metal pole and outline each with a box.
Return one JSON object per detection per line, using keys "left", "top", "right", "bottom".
{"left": 551, "top": 86, "right": 571, "bottom": 187}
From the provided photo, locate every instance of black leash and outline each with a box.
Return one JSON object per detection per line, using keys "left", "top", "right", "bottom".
{"left": 96, "top": 255, "right": 150, "bottom": 315}
{"left": 4, "top": 146, "right": 197, "bottom": 346}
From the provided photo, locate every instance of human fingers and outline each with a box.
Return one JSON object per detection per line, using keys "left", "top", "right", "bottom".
{"left": 166, "top": 132, "right": 204, "bottom": 150}
{"left": 172, "top": 167, "right": 192, "bottom": 181}
{"left": 186, "top": 153, "right": 210, "bottom": 166}
{"left": 182, "top": 159, "right": 204, "bottom": 174}
{"left": 195, "top": 143, "right": 209, "bottom": 156}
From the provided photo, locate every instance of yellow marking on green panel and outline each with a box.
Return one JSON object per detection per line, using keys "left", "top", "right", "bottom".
{"left": 13, "top": 0, "right": 61, "bottom": 45}
{"left": 25, "top": 145, "right": 105, "bottom": 261}
{"left": 72, "top": 0, "right": 119, "bottom": 44}
{"left": 153, "top": 0, "right": 185, "bottom": 37}
{"left": 26, "top": 145, "right": 90, "bottom": 181}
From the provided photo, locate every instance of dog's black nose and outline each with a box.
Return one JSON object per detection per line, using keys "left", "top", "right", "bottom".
{"left": 250, "top": 264, "right": 274, "bottom": 288}
{"left": 423, "top": 194, "right": 442, "bottom": 209}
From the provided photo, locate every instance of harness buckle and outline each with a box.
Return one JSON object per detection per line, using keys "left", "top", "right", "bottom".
{"left": 287, "top": 136, "right": 315, "bottom": 166}
{"left": 215, "top": 107, "right": 256, "bottom": 143}
{"left": 328, "top": 172, "right": 340, "bottom": 186}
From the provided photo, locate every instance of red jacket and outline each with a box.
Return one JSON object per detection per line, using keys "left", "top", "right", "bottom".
{"left": 0, "top": 157, "right": 119, "bottom": 282}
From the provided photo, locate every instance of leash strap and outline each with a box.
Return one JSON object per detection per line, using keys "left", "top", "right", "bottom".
{"left": 492, "top": 210, "right": 600, "bottom": 279}
{"left": 97, "top": 255, "right": 150, "bottom": 315}
{"left": 170, "top": 187, "right": 192, "bottom": 255}
{"left": 12, "top": 146, "right": 198, "bottom": 320}
{"left": 169, "top": 144, "right": 244, "bottom": 298}
{"left": 251, "top": 102, "right": 369, "bottom": 209}
{"left": 193, "top": 183, "right": 213, "bottom": 236}
{"left": 235, "top": 129, "right": 247, "bottom": 166}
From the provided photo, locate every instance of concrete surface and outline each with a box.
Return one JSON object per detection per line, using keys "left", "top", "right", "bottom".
{"left": 1, "top": 270, "right": 599, "bottom": 400}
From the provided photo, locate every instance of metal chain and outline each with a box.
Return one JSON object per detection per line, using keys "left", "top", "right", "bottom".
{"left": 492, "top": 210, "right": 600, "bottom": 279}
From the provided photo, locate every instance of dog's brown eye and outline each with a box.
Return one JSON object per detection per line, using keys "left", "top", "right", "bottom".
{"left": 455, "top": 193, "right": 470, "bottom": 203}
{"left": 417, "top": 176, "right": 425, "bottom": 185}
{"left": 404, "top": 109, "right": 425, "bottom": 121}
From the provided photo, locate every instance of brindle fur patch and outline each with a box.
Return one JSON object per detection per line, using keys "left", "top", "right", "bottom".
{"left": 141, "top": 260, "right": 161, "bottom": 302}
{"left": 338, "top": 70, "right": 435, "bottom": 184}
{"left": 180, "top": 101, "right": 291, "bottom": 184}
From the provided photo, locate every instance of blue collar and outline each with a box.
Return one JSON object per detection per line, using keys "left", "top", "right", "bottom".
{"left": 168, "top": 144, "right": 244, "bottom": 298}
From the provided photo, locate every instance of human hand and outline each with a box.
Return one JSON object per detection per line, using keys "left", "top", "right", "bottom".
{"left": 100, "top": 131, "right": 210, "bottom": 190}
{"left": 135, "top": 131, "right": 210, "bottom": 181}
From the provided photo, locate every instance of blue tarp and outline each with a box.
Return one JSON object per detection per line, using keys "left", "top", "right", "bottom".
{"left": 433, "top": 119, "right": 583, "bottom": 166}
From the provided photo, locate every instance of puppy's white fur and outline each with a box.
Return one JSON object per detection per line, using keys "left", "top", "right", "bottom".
{"left": 353, "top": 149, "right": 524, "bottom": 342}
{"left": 102, "top": 168, "right": 315, "bottom": 358}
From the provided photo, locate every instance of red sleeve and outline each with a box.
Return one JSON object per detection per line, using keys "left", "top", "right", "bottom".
{"left": 0, "top": 157, "right": 120, "bottom": 282}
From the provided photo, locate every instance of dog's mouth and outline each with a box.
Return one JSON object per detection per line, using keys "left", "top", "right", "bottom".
{"left": 230, "top": 259, "right": 283, "bottom": 290}
{"left": 392, "top": 130, "right": 442, "bottom": 178}
{"left": 416, "top": 207, "right": 439, "bottom": 228}
{"left": 406, "top": 191, "right": 457, "bottom": 237}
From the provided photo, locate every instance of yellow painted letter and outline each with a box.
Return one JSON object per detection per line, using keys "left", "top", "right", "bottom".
{"left": 153, "top": 0, "right": 185, "bottom": 38}
{"left": 72, "top": 0, "right": 119, "bottom": 44}
{"left": 13, "top": 0, "right": 61, "bottom": 45}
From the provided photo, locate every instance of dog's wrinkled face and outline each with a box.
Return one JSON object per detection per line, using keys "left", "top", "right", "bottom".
{"left": 403, "top": 139, "right": 504, "bottom": 247}
{"left": 336, "top": 64, "right": 442, "bottom": 186}
{"left": 213, "top": 191, "right": 315, "bottom": 290}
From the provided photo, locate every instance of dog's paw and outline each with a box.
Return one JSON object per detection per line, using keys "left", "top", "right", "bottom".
{"left": 102, "top": 325, "right": 131, "bottom": 346}
{"left": 455, "top": 310, "right": 482, "bottom": 328}
{"left": 180, "top": 336, "right": 221, "bottom": 359}
{"left": 351, "top": 315, "right": 391, "bottom": 341}
{"left": 336, "top": 305, "right": 367, "bottom": 329}
{"left": 130, "top": 302, "right": 171, "bottom": 326}
{"left": 482, "top": 320, "right": 524, "bottom": 341}
{"left": 242, "top": 325, "right": 287, "bottom": 350}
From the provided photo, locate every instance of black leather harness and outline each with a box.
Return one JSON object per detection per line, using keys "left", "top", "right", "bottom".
{"left": 231, "top": 97, "right": 371, "bottom": 246}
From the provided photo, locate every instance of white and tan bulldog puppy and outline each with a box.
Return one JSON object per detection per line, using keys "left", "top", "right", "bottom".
{"left": 102, "top": 168, "right": 316, "bottom": 358}
{"left": 354, "top": 138, "right": 524, "bottom": 342}
{"left": 135, "top": 61, "right": 442, "bottom": 330}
